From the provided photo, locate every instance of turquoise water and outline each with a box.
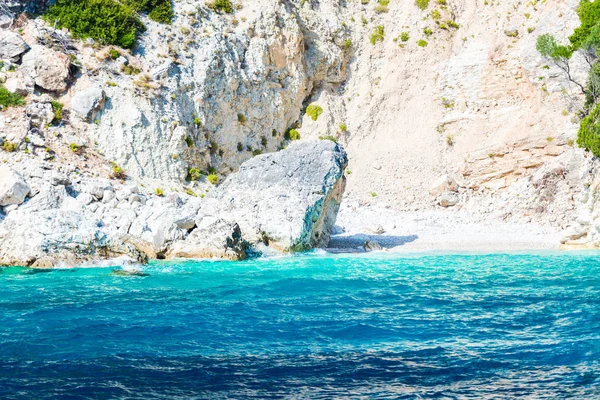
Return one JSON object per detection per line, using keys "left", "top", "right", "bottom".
{"left": 1, "top": 252, "right": 600, "bottom": 398}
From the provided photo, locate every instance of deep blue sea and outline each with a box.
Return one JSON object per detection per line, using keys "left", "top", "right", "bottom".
{"left": 1, "top": 252, "right": 600, "bottom": 398}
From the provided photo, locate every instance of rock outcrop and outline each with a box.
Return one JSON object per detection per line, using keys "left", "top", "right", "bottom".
{"left": 0, "top": 140, "right": 347, "bottom": 267}
{"left": 168, "top": 140, "right": 348, "bottom": 259}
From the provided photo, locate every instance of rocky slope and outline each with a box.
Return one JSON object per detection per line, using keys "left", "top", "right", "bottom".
{"left": 2, "top": 0, "right": 600, "bottom": 258}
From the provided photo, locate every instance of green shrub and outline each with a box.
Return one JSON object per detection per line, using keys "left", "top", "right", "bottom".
{"left": 1, "top": 141, "right": 17, "bottom": 152}
{"left": 207, "top": 0, "right": 233, "bottom": 13}
{"left": 110, "top": 162, "right": 127, "bottom": 180}
{"left": 343, "top": 39, "right": 352, "bottom": 49}
{"left": 237, "top": 142, "right": 244, "bottom": 151}
{"left": 370, "top": 25, "right": 385, "bottom": 45}
{"left": 124, "top": 0, "right": 173, "bottom": 24}
{"left": 207, "top": 173, "right": 218, "bottom": 184}
{"left": 185, "top": 136, "right": 194, "bottom": 147}
{"left": 536, "top": 33, "right": 572, "bottom": 59}
{"left": 285, "top": 128, "right": 300, "bottom": 141}
{"left": 121, "top": 64, "right": 141, "bottom": 75}
{"left": 44, "top": 0, "right": 145, "bottom": 48}
{"left": 319, "top": 135, "right": 338, "bottom": 143}
{"left": 417, "top": 39, "right": 428, "bottom": 47}
{"left": 0, "top": 86, "right": 25, "bottom": 108}
{"left": 237, "top": 113, "right": 246, "bottom": 124}
{"left": 400, "top": 31, "right": 410, "bottom": 42}
{"left": 578, "top": 102, "right": 600, "bottom": 156}
{"left": 108, "top": 48, "right": 120, "bottom": 60}
{"left": 339, "top": 122, "right": 347, "bottom": 132}
{"left": 155, "top": 187, "right": 164, "bottom": 196}
{"left": 447, "top": 19, "right": 459, "bottom": 29}
{"left": 569, "top": 0, "right": 600, "bottom": 50}
{"left": 187, "top": 167, "right": 201, "bottom": 181}
{"left": 51, "top": 101, "right": 63, "bottom": 124}
{"left": 415, "top": 0, "right": 430, "bottom": 10}
{"left": 306, "top": 104, "right": 323, "bottom": 121}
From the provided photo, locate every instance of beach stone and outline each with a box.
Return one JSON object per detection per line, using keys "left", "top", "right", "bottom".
{"left": 430, "top": 174, "right": 458, "bottom": 197}
{"left": 26, "top": 101, "right": 54, "bottom": 128}
{"left": 0, "top": 165, "right": 30, "bottom": 206}
{"left": 166, "top": 219, "right": 246, "bottom": 260}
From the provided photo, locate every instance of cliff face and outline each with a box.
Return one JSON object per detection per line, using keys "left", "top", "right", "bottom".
{"left": 1, "top": 0, "right": 600, "bottom": 250}
{"left": 64, "top": 0, "right": 347, "bottom": 181}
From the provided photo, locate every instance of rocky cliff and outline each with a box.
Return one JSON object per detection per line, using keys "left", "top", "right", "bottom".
{"left": 2, "top": 0, "right": 600, "bottom": 256}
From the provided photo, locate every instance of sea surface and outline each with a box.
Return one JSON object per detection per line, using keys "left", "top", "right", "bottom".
{"left": 1, "top": 251, "right": 600, "bottom": 398}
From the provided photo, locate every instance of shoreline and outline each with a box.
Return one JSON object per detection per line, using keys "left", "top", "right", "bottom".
{"left": 331, "top": 204, "right": 568, "bottom": 254}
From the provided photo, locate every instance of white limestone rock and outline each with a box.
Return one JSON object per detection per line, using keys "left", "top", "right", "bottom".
{"left": 70, "top": 87, "right": 105, "bottom": 122}
{"left": 21, "top": 45, "right": 70, "bottom": 92}
{"left": 0, "top": 165, "right": 30, "bottom": 207}
{"left": 0, "top": 30, "right": 29, "bottom": 60}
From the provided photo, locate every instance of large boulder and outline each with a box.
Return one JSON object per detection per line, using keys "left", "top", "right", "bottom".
{"left": 0, "top": 30, "right": 29, "bottom": 60}
{"left": 70, "top": 87, "right": 105, "bottom": 122}
{"left": 169, "top": 140, "right": 348, "bottom": 258}
{"left": 21, "top": 45, "right": 70, "bottom": 92}
{"left": 0, "top": 165, "right": 30, "bottom": 206}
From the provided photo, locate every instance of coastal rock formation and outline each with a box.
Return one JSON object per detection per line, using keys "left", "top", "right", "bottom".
{"left": 168, "top": 140, "right": 348, "bottom": 258}
{"left": 0, "top": 141, "right": 347, "bottom": 267}
{"left": 1, "top": 0, "right": 600, "bottom": 256}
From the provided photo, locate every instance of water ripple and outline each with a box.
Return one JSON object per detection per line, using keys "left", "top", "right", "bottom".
{"left": 0, "top": 252, "right": 599, "bottom": 398}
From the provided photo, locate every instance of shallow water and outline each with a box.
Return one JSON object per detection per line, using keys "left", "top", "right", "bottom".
{"left": 1, "top": 252, "right": 600, "bottom": 398}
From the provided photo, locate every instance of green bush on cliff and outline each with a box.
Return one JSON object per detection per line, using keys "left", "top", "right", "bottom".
{"left": 44, "top": 0, "right": 143, "bottom": 48}
{"left": 44, "top": 0, "right": 173, "bottom": 48}
{"left": 534, "top": 0, "right": 600, "bottom": 157}
{"left": 577, "top": 103, "right": 600, "bottom": 157}
{"left": 124, "top": 0, "right": 173, "bottom": 23}
{"left": 207, "top": 0, "right": 233, "bottom": 13}
{"left": 305, "top": 104, "right": 323, "bottom": 121}
{"left": 0, "top": 86, "right": 25, "bottom": 109}
{"left": 569, "top": 0, "right": 600, "bottom": 50}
